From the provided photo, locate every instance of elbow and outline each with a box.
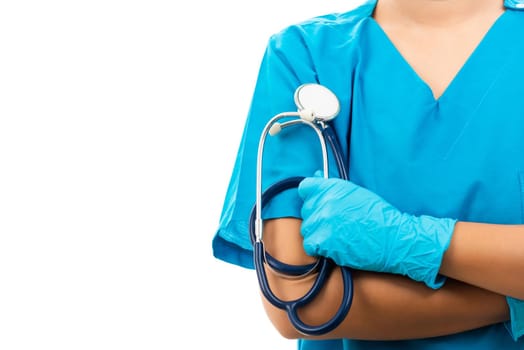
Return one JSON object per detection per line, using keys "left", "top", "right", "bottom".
{"left": 257, "top": 267, "right": 350, "bottom": 340}
{"left": 255, "top": 218, "right": 348, "bottom": 340}
{"left": 260, "top": 295, "right": 303, "bottom": 339}
{"left": 283, "top": 331, "right": 303, "bottom": 340}
{"left": 274, "top": 321, "right": 303, "bottom": 340}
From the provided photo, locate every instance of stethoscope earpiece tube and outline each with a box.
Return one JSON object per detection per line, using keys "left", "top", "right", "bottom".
{"left": 323, "top": 126, "right": 349, "bottom": 180}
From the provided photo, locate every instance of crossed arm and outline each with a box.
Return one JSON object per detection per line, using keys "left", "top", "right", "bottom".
{"left": 260, "top": 218, "right": 520, "bottom": 340}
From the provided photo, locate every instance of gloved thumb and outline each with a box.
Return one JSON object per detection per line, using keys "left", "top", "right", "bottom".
{"left": 299, "top": 176, "right": 361, "bottom": 201}
{"left": 313, "top": 169, "right": 324, "bottom": 178}
{"left": 298, "top": 170, "right": 326, "bottom": 200}
{"left": 297, "top": 176, "right": 325, "bottom": 200}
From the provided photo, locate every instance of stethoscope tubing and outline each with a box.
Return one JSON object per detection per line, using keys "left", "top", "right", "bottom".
{"left": 254, "top": 240, "right": 354, "bottom": 335}
{"left": 250, "top": 109, "right": 354, "bottom": 335}
{"left": 249, "top": 176, "right": 320, "bottom": 276}
{"left": 249, "top": 176, "right": 354, "bottom": 335}
{"left": 323, "top": 125, "right": 348, "bottom": 180}
{"left": 254, "top": 112, "right": 329, "bottom": 243}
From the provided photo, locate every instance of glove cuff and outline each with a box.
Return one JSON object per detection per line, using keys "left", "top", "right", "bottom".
{"left": 402, "top": 216, "right": 457, "bottom": 289}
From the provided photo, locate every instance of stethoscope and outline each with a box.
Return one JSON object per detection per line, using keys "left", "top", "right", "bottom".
{"left": 249, "top": 83, "right": 354, "bottom": 336}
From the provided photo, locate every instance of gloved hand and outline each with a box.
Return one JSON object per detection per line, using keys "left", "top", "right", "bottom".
{"left": 297, "top": 176, "right": 457, "bottom": 289}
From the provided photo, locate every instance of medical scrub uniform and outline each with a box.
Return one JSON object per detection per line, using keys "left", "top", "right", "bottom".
{"left": 212, "top": 0, "right": 524, "bottom": 348}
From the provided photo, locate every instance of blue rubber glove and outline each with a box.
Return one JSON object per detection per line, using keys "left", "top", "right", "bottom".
{"left": 297, "top": 177, "right": 457, "bottom": 289}
{"left": 505, "top": 296, "right": 524, "bottom": 341}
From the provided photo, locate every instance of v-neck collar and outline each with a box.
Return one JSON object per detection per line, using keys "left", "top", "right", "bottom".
{"left": 360, "top": 1, "right": 514, "bottom": 103}
{"left": 368, "top": 12, "right": 510, "bottom": 103}
{"left": 353, "top": 3, "right": 524, "bottom": 159}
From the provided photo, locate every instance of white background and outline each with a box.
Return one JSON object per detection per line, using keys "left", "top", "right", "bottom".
{"left": 0, "top": 1, "right": 363, "bottom": 349}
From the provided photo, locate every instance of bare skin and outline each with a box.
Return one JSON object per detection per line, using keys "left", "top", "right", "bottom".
{"left": 441, "top": 222, "right": 524, "bottom": 299}
{"left": 259, "top": 0, "right": 518, "bottom": 340}
{"left": 373, "top": 0, "right": 505, "bottom": 99}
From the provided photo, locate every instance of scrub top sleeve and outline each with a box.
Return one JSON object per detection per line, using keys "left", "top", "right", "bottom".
{"left": 212, "top": 25, "right": 325, "bottom": 269}
{"left": 505, "top": 296, "right": 524, "bottom": 341}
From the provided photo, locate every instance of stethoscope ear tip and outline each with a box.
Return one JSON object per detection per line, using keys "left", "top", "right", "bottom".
{"left": 269, "top": 123, "right": 282, "bottom": 136}
{"left": 299, "top": 109, "right": 315, "bottom": 122}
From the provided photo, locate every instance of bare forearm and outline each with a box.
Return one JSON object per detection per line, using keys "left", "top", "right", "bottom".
{"left": 261, "top": 219, "right": 509, "bottom": 340}
{"left": 263, "top": 269, "right": 508, "bottom": 340}
{"left": 440, "top": 221, "right": 524, "bottom": 299}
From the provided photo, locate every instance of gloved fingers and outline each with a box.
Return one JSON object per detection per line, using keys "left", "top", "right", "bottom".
{"left": 302, "top": 233, "right": 321, "bottom": 257}
{"left": 298, "top": 178, "right": 345, "bottom": 231}
{"left": 299, "top": 200, "right": 323, "bottom": 242}
{"left": 298, "top": 177, "right": 361, "bottom": 242}
{"left": 298, "top": 177, "right": 329, "bottom": 256}
{"left": 298, "top": 180, "right": 328, "bottom": 218}
{"left": 297, "top": 176, "right": 325, "bottom": 201}
{"left": 298, "top": 176, "right": 358, "bottom": 201}
{"left": 300, "top": 214, "right": 334, "bottom": 257}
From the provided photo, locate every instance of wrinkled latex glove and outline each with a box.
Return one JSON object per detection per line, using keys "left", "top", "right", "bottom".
{"left": 505, "top": 296, "right": 524, "bottom": 341}
{"left": 297, "top": 177, "right": 457, "bottom": 289}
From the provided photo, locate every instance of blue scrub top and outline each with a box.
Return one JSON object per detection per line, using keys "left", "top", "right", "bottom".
{"left": 212, "top": 0, "right": 524, "bottom": 348}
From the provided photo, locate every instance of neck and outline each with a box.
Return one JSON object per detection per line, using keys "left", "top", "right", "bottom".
{"left": 374, "top": 0, "right": 504, "bottom": 27}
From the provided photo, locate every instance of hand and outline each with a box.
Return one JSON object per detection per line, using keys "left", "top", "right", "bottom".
{"left": 297, "top": 176, "right": 457, "bottom": 289}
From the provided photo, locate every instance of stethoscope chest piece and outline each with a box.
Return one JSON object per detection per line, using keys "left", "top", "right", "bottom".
{"left": 294, "top": 83, "right": 340, "bottom": 122}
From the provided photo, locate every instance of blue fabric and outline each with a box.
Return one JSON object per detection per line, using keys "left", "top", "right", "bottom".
{"left": 212, "top": 0, "right": 524, "bottom": 347}
{"left": 505, "top": 0, "right": 524, "bottom": 10}
{"left": 506, "top": 297, "right": 524, "bottom": 341}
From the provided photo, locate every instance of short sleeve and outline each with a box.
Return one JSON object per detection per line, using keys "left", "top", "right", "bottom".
{"left": 211, "top": 26, "right": 327, "bottom": 269}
